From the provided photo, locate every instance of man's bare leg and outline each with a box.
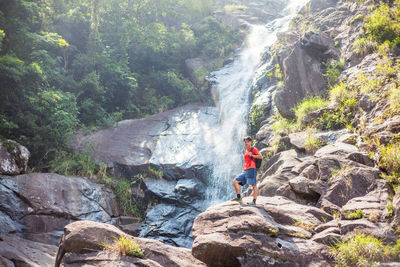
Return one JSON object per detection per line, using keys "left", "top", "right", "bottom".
{"left": 250, "top": 184, "right": 258, "bottom": 204}
{"left": 233, "top": 180, "right": 241, "bottom": 195}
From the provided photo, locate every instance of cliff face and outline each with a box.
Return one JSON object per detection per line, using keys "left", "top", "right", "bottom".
{"left": 192, "top": 0, "right": 400, "bottom": 265}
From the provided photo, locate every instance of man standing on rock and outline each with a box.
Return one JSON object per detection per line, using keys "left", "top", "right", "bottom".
{"left": 231, "top": 136, "right": 262, "bottom": 205}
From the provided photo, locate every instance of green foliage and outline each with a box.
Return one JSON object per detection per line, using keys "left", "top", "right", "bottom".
{"left": 101, "top": 235, "right": 144, "bottom": 258}
{"left": 147, "top": 166, "right": 163, "bottom": 179}
{"left": 323, "top": 59, "right": 344, "bottom": 87}
{"left": 112, "top": 179, "right": 141, "bottom": 217}
{"left": 349, "top": 14, "right": 364, "bottom": 25}
{"left": 354, "top": 1, "right": 400, "bottom": 56}
{"left": 344, "top": 209, "right": 364, "bottom": 220}
{"left": 48, "top": 149, "right": 106, "bottom": 179}
{"left": 294, "top": 96, "right": 329, "bottom": 127}
{"left": 271, "top": 113, "right": 297, "bottom": 136}
{"left": 330, "top": 234, "right": 390, "bottom": 266}
{"left": 250, "top": 104, "right": 268, "bottom": 132}
{"left": 0, "top": 0, "right": 244, "bottom": 167}
{"left": 195, "top": 18, "right": 241, "bottom": 58}
{"left": 304, "top": 132, "right": 323, "bottom": 154}
{"left": 378, "top": 142, "right": 400, "bottom": 184}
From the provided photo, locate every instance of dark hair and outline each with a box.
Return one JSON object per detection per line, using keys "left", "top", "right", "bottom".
{"left": 243, "top": 136, "right": 252, "bottom": 142}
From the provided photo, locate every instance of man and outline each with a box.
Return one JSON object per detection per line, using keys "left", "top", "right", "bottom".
{"left": 231, "top": 136, "right": 262, "bottom": 205}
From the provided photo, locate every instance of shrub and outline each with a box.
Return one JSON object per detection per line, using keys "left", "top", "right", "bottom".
{"left": 147, "top": 166, "right": 163, "bottom": 179}
{"left": 48, "top": 150, "right": 106, "bottom": 179}
{"left": 389, "top": 84, "right": 400, "bottom": 116}
{"left": 294, "top": 96, "right": 329, "bottom": 127}
{"left": 344, "top": 209, "right": 364, "bottom": 220}
{"left": 271, "top": 114, "right": 297, "bottom": 136}
{"left": 352, "top": 37, "right": 378, "bottom": 56}
{"left": 101, "top": 235, "right": 144, "bottom": 258}
{"left": 323, "top": 59, "right": 344, "bottom": 87}
{"left": 330, "top": 234, "right": 390, "bottom": 266}
{"left": 378, "top": 142, "right": 400, "bottom": 179}
{"left": 304, "top": 132, "right": 323, "bottom": 154}
{"left": 112, "top": 179, "right": 142, "bottom": 217}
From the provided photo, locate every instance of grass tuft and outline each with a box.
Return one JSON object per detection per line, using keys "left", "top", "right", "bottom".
{"left": 330, "top": 234, "right": 390, "bottom": 266}
{"left": 101, "top": 235, "right": 144, "bottom": 258}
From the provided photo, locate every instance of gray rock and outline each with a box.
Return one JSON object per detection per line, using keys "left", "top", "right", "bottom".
{"left": 311, "top": 227, "right": 341, "bottom": 245}
{"left": 139, "top": 203, "right": 201, "bottom": 248}
{"left": 0, "top": 139, "right": 30, "bottom": 175}
{"left": 300, "top": 164, "right": 320, "bottom": 180}
{"left": 0, "top": 234, "right": 58, "bottom": 267}
{"left": 192, "top": 196, "right": 333, "bottom": 266}
{"left": 0, "top": 174, "right": 119, "bottom": 245}
{"left": 342, "top": 181, "right": 390, "bottom": 222}
{"left": 315, "top": 142, "right": 359, "bottom": 157}
{"left": 274, "top": 31, "right": 338, "bottom": 118}
{"left": 288, "top": 176, "right": 315, "bottom": 196}
{"left": 392, "top": 190, "right": 400, "bottom": 228}
{"left": 56, "top": 220, "right": 205, "bottom": 267}
{"left": 69, "top": 104, "right": 219, "bottom": 178}
{"left": 318, "top": 167, "right": 380, "bottom": 212}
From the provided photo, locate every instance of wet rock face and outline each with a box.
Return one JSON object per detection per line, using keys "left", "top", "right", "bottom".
{"left": 56, "top": 220, "right": 206, "bottom": 267}
{"left": 192, "top": 196, "right": 333, "bottom": 267}
{"left": 139, "top": 177, "right": 206, "bottom": 247}
{"left": 0, "top": 174, "right": 119, "bottom": 246}
{"left": 69, "top": 103, "right": 219, "bottom": 177}
{"left": 0, "top": 139, "right": 30, "bottom": 175}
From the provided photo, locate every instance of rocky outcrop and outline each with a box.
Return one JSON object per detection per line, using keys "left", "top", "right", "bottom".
{"left": 0, "top": 173, "right": 119, "bottom": 246}
{"left": 274, "top": 31, "right": 339, "bottom": 118}
{"left": 70, "top": 103, "right": 221, "bottom": 246}
{"left": 0, "top": 234, "right": 58, "bottom": 267}
{"left": 69, "top": 103, "right": 218, "bottom": 178}
{"left": 192, "top": 196, "right": 333, "bottom": 267}
{"left": 139, "top": 178, "right": 206, "bottom": 247}
{"left": 56, "top": 220, "right": 206, "bottom": 267}
{"left": 0, "top": 139, "right": 30, "bottom": 175}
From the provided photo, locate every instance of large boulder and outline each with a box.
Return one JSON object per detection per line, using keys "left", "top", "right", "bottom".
{"left": 0, "top": 174, "right": 119, "bottom": 245}
{"left": 274, "top": 31, "right": 339, "bottom": 118}
{"left": 69, "top": 103, "right": 218, "bottom": 179}
{"left": 0, "top": 234, "right": 58, "bottom": 267}
{"left": 192, "top": 196, "right": 333, "bottom": 267}
{"left": 56, "top": 220, "right": 206, "bottom": 267}
{"left": 0, "top": 139, "right": 30, "bottom": 175}
{"left": 318, "top": 167, "right": 380, "bottom": 212}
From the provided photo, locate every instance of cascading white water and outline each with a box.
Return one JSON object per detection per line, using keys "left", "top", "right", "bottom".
{"left": 205, "top": 0, "right": 310, "bottom": 203}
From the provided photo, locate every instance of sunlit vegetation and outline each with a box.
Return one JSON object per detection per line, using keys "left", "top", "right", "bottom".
{"left": 101, "top": 235, "right": 144, "bottom": 258}
{"left": 353, "top": 1, "right": 400, "bottom": 56}
{"left": 344, "top": 209, "right": 364, "bottom": 220}
{"left": 48, "top": 149, "right": 142, "bottom": 217}
{"left": 294, "top": 96, "right": 329, "bottom": 128}
{"left": 0, "top": 0, "right": 243, "bottom": 167}
{"left": 304, "top": 132, "right": 323, "bottom": 154}
{"left": 330, "top": 233, "right": 400, "bottom": 266}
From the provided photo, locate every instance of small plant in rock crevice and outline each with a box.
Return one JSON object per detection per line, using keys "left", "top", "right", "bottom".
{"left": 344, "top": 209, "right": 364, "bottom": 220}
{"left": 100, "top": 235, "right": 144, "bottom": 258}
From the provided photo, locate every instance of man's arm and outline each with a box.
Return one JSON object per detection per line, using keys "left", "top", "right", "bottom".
{"left": 249, "top": 148, "right": 263, "bottom": 159}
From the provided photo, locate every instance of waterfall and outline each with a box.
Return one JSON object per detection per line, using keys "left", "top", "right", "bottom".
{"left": 205, "top": 0, "right": 310, "bottom": 204}
{"left": 142, "top": 0, "right": 310, "bottom": 248}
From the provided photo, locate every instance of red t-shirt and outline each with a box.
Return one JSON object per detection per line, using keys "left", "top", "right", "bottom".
{"left": 243, "top": 146, "right": 259, "bottom": 171}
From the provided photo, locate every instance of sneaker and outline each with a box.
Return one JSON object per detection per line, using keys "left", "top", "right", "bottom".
{"left": 246, "top": 202, "right": 256, "bottom": 206}
{"left": 230, "top": 198, "right": 242, "bottom": 203}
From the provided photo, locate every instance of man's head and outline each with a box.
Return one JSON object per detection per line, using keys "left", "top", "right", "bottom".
{"left": 243, "top": 136, "right": 252, "bottom": 148}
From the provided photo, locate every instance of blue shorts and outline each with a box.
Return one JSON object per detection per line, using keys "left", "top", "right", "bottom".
{"left": 235, "top": 168, "right": 257, "bottom": 186}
